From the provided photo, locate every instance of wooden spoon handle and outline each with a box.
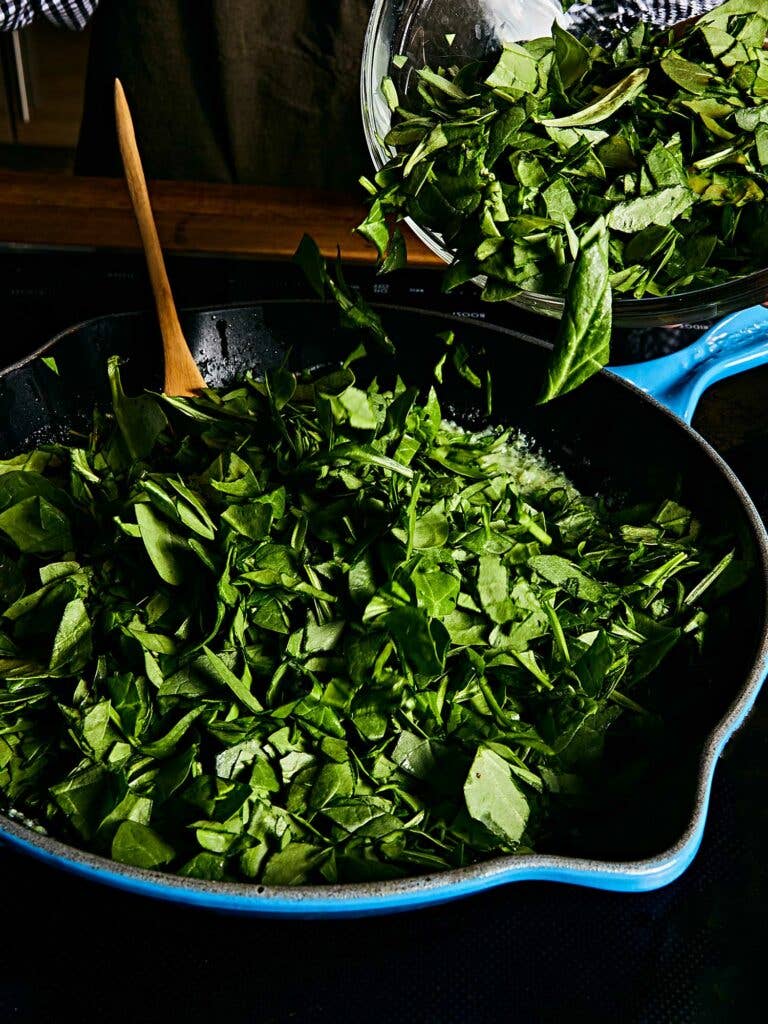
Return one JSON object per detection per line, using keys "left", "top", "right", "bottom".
{"left": 114, "top": 78, "right": 206, "bottom": 397}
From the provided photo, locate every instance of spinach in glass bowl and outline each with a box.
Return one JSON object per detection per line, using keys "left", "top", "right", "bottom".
{"left": 360, "top": 0, "right": 768, "bottom": 399}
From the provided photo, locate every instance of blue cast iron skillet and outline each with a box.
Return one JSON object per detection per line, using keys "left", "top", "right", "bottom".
{"left": 1, "top": 299, "right": 767, "bottom": 917}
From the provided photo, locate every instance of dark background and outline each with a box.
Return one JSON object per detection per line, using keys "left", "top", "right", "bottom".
{"left": 0, "top": 248, "right": 765, "bottom": 1023}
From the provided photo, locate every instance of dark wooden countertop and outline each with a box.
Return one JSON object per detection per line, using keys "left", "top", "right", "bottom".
{"left": 0, "top": 171, "right": 441, "bottom": 264}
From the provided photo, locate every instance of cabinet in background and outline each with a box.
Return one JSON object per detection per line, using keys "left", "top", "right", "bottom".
{"left": 0, "top": 21, "right": 90, "bottom": 170}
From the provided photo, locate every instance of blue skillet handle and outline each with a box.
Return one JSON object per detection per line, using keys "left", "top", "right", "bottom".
{"left": 609, "top": 304, "right": 768, "bottom": 425}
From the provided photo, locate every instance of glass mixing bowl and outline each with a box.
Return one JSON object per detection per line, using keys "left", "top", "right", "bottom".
{"left": 360, "top": 0, "right": 768, "bottom": 327}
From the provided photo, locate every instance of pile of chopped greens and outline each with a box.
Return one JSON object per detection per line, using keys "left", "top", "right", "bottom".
{"left": 0, "top": 298, "right": 735, "bottom": 886}
{"left": 359, "top": 0, "right": 768, "bottom": 400}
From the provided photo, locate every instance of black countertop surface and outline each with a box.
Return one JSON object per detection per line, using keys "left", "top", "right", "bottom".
{"left": 0, "top": 247, "right": 765, "bottom": 1023}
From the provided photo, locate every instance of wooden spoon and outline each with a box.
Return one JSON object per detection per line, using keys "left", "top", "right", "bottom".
{"left": 114, "top": 78, "right": 206, "bottom": 397}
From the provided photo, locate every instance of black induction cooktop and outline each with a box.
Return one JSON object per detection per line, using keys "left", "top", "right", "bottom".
{"left": 0, "top": 245, "right": 764, "bottom": 1024}
{"left": 0, "top": 243, "right": 710, "bottom": 368}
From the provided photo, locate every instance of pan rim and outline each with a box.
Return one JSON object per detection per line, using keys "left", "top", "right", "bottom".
{"left": 1, "top": 299, "right": 766, "bottom": 913}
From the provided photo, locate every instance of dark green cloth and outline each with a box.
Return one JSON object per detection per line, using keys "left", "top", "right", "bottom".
{"left": 76, "top": 0, "right": 372, "bottom": 190}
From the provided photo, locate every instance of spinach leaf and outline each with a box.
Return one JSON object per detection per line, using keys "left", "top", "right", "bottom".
{"left": 539, "top": 223, "right": 611, "bottom": 402}
{"left": 108, "top": 356, "right": 168, "bottom": 461}
{"left": 542, "top": 68, "right": 649, "bottom": 127}
{"left": 464, "top": 747, "right": 529, "bottom": 843}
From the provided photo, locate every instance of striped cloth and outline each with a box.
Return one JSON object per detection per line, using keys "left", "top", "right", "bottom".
{"left": 0, "top": 0, "right": 97, "bottom": 31}
{"left": 568, "top": 0, "right": 727, "bottom": 38}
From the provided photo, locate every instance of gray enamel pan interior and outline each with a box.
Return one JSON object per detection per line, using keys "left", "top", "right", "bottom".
{"left": 0, "top": 300, "right": 766, "bottom": 915}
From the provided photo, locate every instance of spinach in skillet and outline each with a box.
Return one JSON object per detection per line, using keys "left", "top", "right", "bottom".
{"left": 360, "top": 0, "right": 768, "bottom": 399}
{"left": 0, "top": 257, "right": 738, "bottom": 884}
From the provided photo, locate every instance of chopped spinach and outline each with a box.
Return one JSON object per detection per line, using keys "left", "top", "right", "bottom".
{"left": 0, "top": 264, "right": 736, "bottom": 884}
{"left": 361, "top": 1, "right": 768, "bottom": 398}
